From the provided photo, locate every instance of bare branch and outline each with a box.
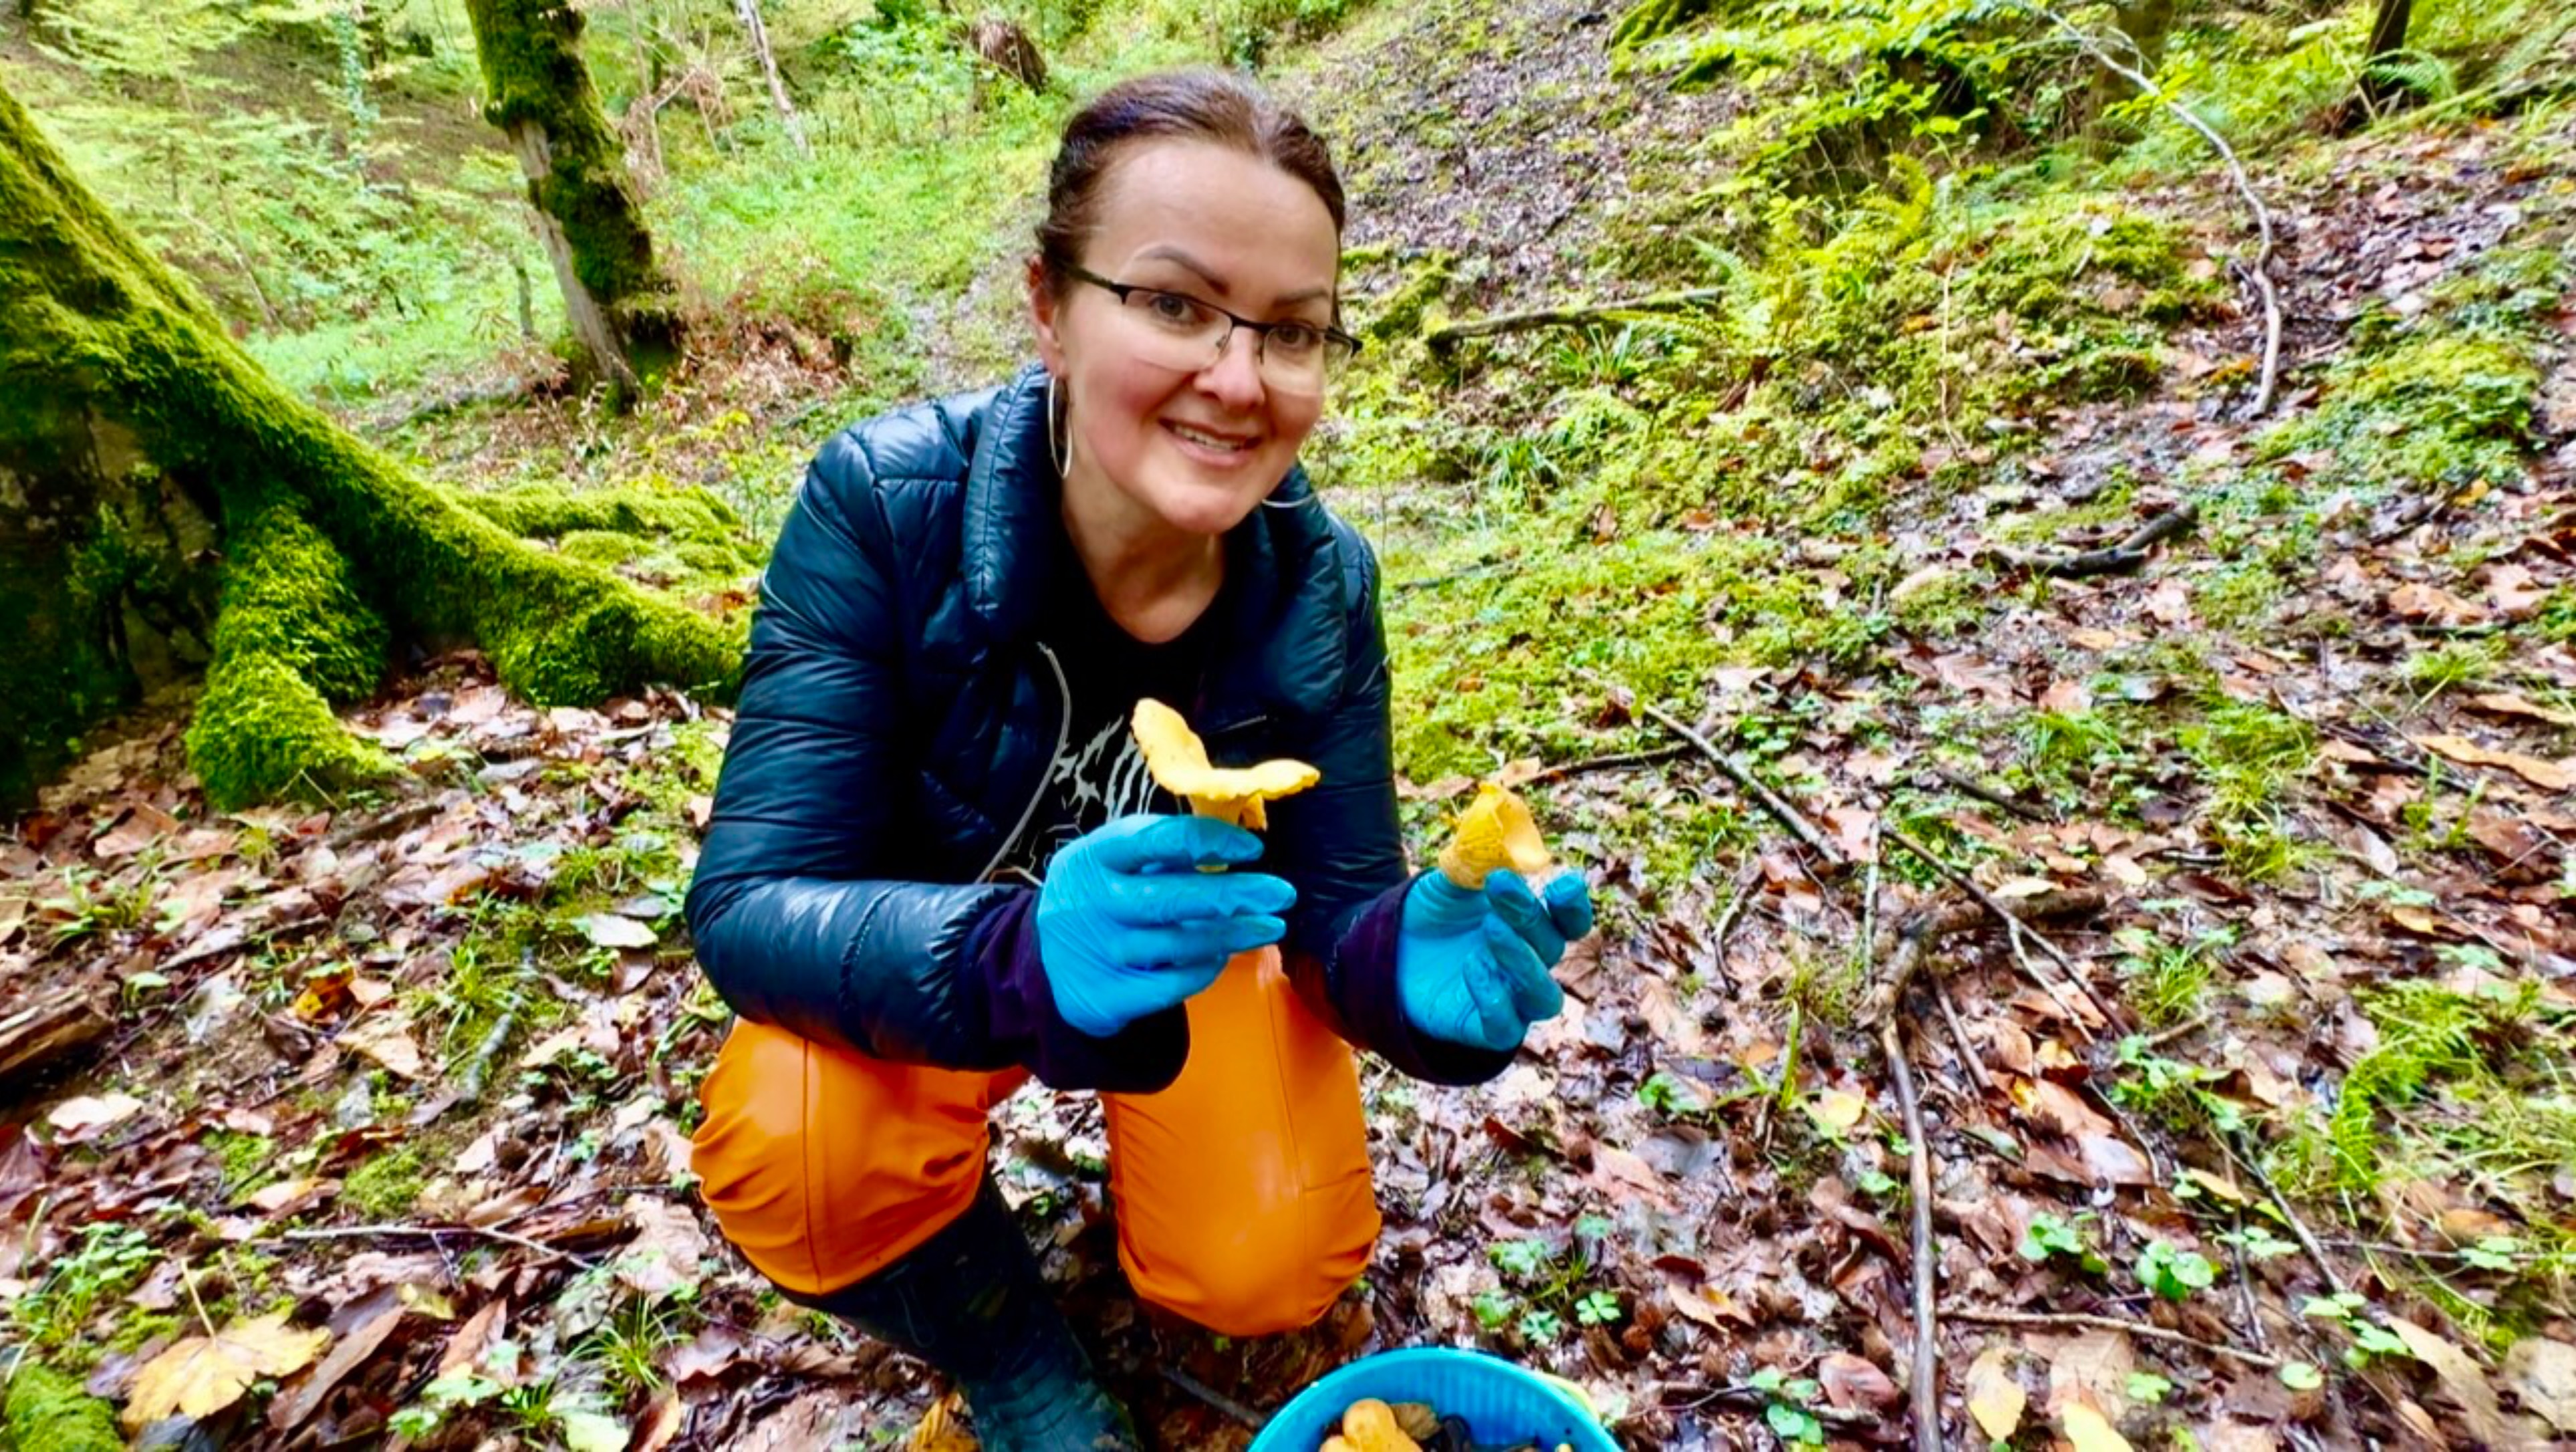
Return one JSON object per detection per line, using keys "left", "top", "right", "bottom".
{"left": 2023, "top": 5, "right": 2281, "bottom": 416}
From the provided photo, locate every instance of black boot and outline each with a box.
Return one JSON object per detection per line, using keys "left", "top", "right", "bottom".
{"left": 789, "top": 1175, "right": 1140, "bottom": 1452}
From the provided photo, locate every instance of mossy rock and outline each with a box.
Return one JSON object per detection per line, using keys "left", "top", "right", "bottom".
{"left": 3, "top": 1362, "right": 123, "bottom": 1452}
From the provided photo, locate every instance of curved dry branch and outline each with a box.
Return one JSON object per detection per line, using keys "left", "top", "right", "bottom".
{"left": 2024, "top": 3, "right": 2283, "bottom": 417}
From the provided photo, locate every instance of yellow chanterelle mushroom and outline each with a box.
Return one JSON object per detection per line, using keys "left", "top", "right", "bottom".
{"left": 1437, "top": 781, "right": 1553, "bottom": 888}
{"left": 1329, "top": 1399, "right": 1422, "bottom": 1452}
{"left": 1130, "top": 699, "right": 1319, "bottom": 830}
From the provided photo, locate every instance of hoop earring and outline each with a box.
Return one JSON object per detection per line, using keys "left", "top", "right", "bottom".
{"left": 1046, "top": 374, "right": 1070, "bottom": 480}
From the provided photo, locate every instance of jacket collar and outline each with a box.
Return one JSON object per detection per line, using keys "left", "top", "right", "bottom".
{"left": 961, "top": 363, "right": 1349, "bottom": 729}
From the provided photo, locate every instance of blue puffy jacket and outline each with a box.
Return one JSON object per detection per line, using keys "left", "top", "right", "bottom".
{"left": 684, "top": 364, "right": 1507, "bottom": 1092}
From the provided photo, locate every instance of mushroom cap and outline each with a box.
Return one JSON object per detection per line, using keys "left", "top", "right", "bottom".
{"left": 1130, "top": 699, "right": 1320, "bottom": 828}
{"left": 1437, "top": 781, "right": 1552, "bottom": 888}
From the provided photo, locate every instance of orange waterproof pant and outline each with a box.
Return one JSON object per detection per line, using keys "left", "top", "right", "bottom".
{"left": 692, "top": 947, "right": 1381, "bottom": 1337}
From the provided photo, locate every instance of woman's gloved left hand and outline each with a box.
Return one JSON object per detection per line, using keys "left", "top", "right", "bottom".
{"left": 1395, "top": 868, "right": 1593, "bottom": 1052}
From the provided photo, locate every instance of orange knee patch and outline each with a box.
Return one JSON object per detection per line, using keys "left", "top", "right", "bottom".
{"left": 690, "top": 1019, "right": 1021, "bottom": 1296}
{"left": 1104, "top": 949, "right": 1380, "bottom": 1336}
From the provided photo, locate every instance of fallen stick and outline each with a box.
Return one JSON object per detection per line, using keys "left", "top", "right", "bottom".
{"left": 1934, "top": 979, "right": 1991, "bottom": 1096}
{"left": 1989, "top": 502, "right": 2200, "bottom": 578}
{"left": 279, "top": 1220, "right": 598, "bottom": 1267}
{"left": 1425, "top": 287, "right": 1726, "bottom": 351}
{"left": 1882, "top": 1019, "right": 1941, "bottom": 1452}
{"left": 1515, "top": 742, "right": 1694, "bottom": 786}
{"left": 1926, "top": 768, "right": 2052, "bottom": 823}
{"left": 1159, "top": 1366, "right": 1263, "bottom": 1430}
{"left": 1949, "top": 1308, "right": 2285, "bottom": 1368}
{"left": 1636, "top": 697, "right": 1847, "bottom": 866}
{"left": 1660, "top": 1382, "right": 1879, "bottom": 1427}
{"left": 1880, "top": 824, "right": 2118, "bottom": 1030}
{"left": 2023, "top": 4, "right": 2281, "bottom": 416}
{"left": 1709, "top": 860, "right": 1759, "bottom": 993}
{"left": 2228, "top": 1131, "right": 2349, "bottom": 1298}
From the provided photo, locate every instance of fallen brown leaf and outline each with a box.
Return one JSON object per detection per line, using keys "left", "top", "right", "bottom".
{"left": 2387, "top": 1315, "right": 2545, "bottom": 1451}
{"left": 340, "top": 1012, "right": 424, "bottom": 1080}
{"left": 124, "top": 1312, "right": 330, "bottom": 1430}
{"left": 2502, "top": 1336, "right": 2576, "bottom": 1434}
{"left": 614, "top": 1196, "right": 710, "bottom": 1298}
{"left": 2412, "top": 735, "right": 2575, "bottom": 792}
{"left": 1818, "top": 1351, "right": 1900, "bottom": 1413}
{"left": 2469, "top": 692, "right": 2576, "bottom": 729}
{"left": 1966, "top": 1346, "right": 2027, "bottom": 1441}
{"left": 268, "top": 1305, "right": 402, "bottom": 1431}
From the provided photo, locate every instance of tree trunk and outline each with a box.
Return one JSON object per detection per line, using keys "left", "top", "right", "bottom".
{"left": 2358, "top": 0, "right": 2414, "bottom": 112}
{"left": 735, "top": 0, "right": 809, "bottom": 157}
{"left": 461, "top": 0, "right": 679, "bottom": 398}
{"left": 2089, "top": 0, "right": 2178, "bottom": 148}
{"left": 0, "top": 84, "right": 737, "bottom": 810}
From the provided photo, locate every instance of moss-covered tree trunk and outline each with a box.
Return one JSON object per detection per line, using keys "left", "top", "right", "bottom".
{"left": 0, "top": 83, "right": 737, "bottom": 810}
{"left": 463, "top": 0, "right": 679, "bottom": 396}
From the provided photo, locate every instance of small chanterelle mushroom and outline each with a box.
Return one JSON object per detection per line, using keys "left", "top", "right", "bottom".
{"left": 1130, "top": 699, "right": 1320, "bottom": 830}
{"left": 1436, "top": 781, "right": 1553, "bottom": 888}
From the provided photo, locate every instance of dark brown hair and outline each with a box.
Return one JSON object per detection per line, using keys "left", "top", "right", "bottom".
{"left": 1035, "top": 70, "right": 1345, "bottom": 293}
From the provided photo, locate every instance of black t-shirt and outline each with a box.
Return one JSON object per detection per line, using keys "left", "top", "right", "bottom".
{"left": 986, "top": 540, "right": 1226, "bottom": 886}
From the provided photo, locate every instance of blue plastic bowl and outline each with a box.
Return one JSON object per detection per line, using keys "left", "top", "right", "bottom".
{"left": 1247, "top": 1346, "right": 1620, "bottom": 1452}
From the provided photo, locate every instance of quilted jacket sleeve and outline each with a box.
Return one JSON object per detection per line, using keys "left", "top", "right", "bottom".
{"left": 1261, "top": 521, "right": 1517, "bottom": 1086}
{"left": 683, "top": 433, "right": 1182, "bottom": 1088}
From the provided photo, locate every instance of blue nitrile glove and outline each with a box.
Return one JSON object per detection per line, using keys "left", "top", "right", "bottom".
{"left": 1035, "top": 814, "right": 1297, "bottom": 1038}
{"left": 1396, "top": 868, "right": 1593, "bottom": 1052}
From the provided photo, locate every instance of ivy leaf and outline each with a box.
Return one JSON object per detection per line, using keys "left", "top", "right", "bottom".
{"left": 2279, "top": 1362, "right": 2325, "bottom": 1391}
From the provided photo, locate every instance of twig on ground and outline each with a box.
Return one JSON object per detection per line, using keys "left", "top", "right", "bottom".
{"left": 2226, "top": 1132, "right": 2349, "bottom": 1298}
{"left": 1989, "top": 502, "right": 2202, "bottom": 578}
{"left": 455, "top": 1010, "right": 517, "bottom": 1106}
{"left": 1934, "top": 979, "right": 1991, "bottom": 1096}
{"left": 1160, "top": 1366, "right": 1265, "bottom": 1429}
{"left": 1634, "top": 696, "right": 1847, "bottom": 866}
{"left": 1949, "top": 1308, "right": 2285, "bottom": 1368}
{"left": 1926, "top": 768, "right": 2052, "bottom": 823}
{"left": 2142, "top": 1012, "right": 2213, "bottom": 1051}
{"left": 2022, "top": 5, "right": 2280, "bottom": 415}
{"left": 1660, "top": 1382, "right": 1878, "bottom": 1426}
{"left": 1424, "top": 287, "right": 1726, "bottom": 351}
{"left": 1883, "top": 1019, "right": 1941, "bottom": 1452}
{"left": 1515, "top": 743, "right": 1694, "bottom": 786}
{"left": 278, "top": 1221, "right": 600, "bottom": 1267}
{"left": 1709, "top": 860, "right": 1759, "bottom": 992}
{"left": 2229, "top": 1213, "right": 2272, "bottom": 1353}
{"left": 1880, "top": 824, "right": 2118, "bottom": 1031}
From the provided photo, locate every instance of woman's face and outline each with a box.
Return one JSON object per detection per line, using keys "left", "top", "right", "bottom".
{"left": 1031, "top": 140, "right": 1340, "bottom": 539}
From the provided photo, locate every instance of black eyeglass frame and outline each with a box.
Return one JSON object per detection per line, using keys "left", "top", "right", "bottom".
{"left": 1057, "top": 261, "right": 1364, "bottom": 370}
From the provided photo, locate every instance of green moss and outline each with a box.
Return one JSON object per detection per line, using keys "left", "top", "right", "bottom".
{"left": 342, "top": 1143, "right": 426, "bottom": 1219}
{"left": 208, "top": 483, "right": 388, "bottom": 703}
{"left": 461, "top": 482, "right": 743, "bottom": 542}
{"left": 208, "top": 1129, "right": 275, "bottom": 1197}
{"left": 557, "top": 529, "right": 642, "bottom": 567}
{"left": 1362, "top": 251, "right": 1456, "bottom": 342}
{"left": 2258, "top": 241, "right": 2563, "bottom": 502}
{"left": 2, "top": 1363, "right": 122, "bottom": 1452}
{"left": 187, "top": 653, "right": 397, "bottom": 808}
{"left": 2261, "top": 331, "right": 2542, "bottom": 499}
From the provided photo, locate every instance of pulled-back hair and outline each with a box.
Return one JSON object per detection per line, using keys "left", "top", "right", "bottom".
{"left": 1035, "top": 70, "right": 1345, "bottom": 293}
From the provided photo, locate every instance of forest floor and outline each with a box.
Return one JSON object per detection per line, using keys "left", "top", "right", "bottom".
{"left": 4, "top": 0, "right": 2576, "bottom": 1448}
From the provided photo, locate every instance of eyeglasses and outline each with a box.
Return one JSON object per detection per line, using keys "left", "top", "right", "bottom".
{"left": 1059, "top": 263, "right": 1360, "bottom": 396}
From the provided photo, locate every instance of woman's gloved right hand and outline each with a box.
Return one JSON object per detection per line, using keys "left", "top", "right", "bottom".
{"left": 1034, "top": 814, "right": 1296, "bottom": 1038}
